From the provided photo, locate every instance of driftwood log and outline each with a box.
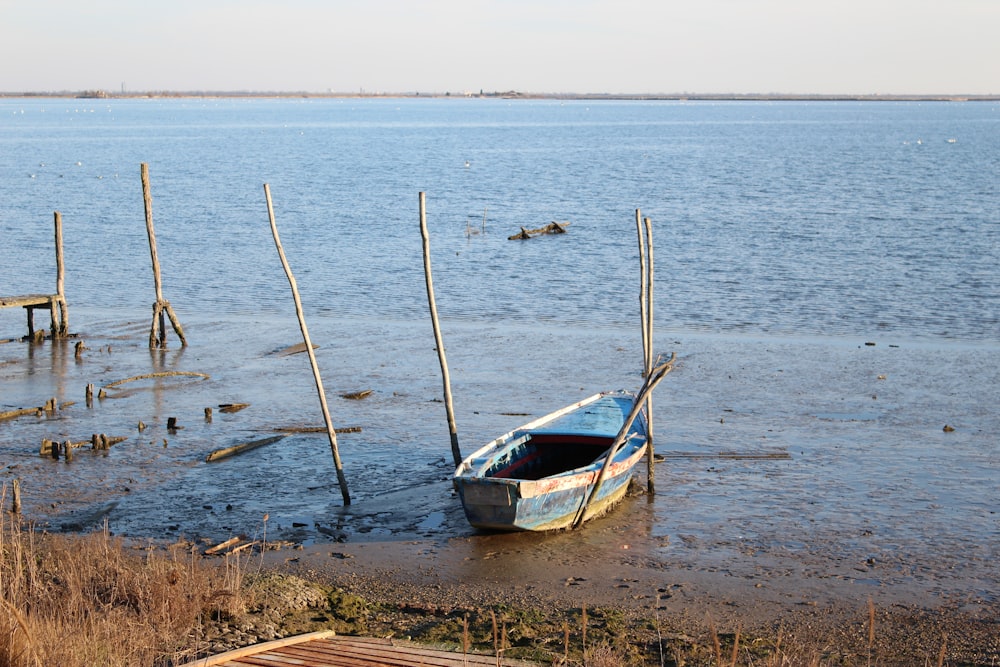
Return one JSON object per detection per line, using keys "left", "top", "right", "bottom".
{"left": 1, "top": 397, "right": 61, "bottom": 422}
{"left": 273, "top": 425, "right": 362, "bottom": 434}
{"left": 1, "top": 407, "right": 44, "bottom": 422}
{"left": 274, "top": 342, "right": 317, "bottom": 356}
{"left": 103, "top": 371, "right": 209, "bottom": 390}
{"left": 205, "top": 435, "right": 285, "bottom": 463}
{"left": 341, "top": 389, "right": 372, "bottom": 400}
{"left": 508, "top": 221, "right": 570, "bottom": 240}
{"left": 204, "top": 536, "right": 245, "bottom": 555}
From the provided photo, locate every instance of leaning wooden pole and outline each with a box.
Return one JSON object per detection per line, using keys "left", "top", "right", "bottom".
{"left": 643, "top": 216, "right": 656, "bottom": 493}
{"left": 573, "top": 353, "right": 675, "bottom": 529}
{"left": 264, "top": 184, "right": 350, "bottom": 505}
{"left": 53, "top": 211, "right": 68, "bottom": 336}
{"left": 141, "top": 163, "right": 187, "bottom": 348}
{"left": 420, "top": 192, "right": 463, "bottom": 467}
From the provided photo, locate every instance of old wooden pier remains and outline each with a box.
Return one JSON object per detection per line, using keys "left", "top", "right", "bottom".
{"left": 0, "top": 211, "right": 69, "bottom": 340}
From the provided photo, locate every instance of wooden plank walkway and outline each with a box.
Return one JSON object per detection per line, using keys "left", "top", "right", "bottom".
{"left": 178, "top": 632, "right": 540, "bottom": 667}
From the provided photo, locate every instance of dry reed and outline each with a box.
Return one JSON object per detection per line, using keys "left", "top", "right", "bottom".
{"left": 0, "top": 499, "right": 247, "bottom": 667}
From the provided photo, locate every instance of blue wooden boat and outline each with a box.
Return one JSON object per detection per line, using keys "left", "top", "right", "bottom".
{"left": 453, "top": 353, "right": 674, "bottom": 531}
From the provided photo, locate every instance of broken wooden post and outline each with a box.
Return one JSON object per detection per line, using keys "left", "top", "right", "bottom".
{"left": 52, "top": 211, "right": 69, "bottom": 336}
{"left": 40, "top": 439, "right": 56, "bottom": 458}
{"left": 11, "top": 479, "right": 21, "bottom": 514}
{"left": 264, "top": 183, "right": 350, "bottom": 505}
{"left": 420, "top": 192, "right": 462, "bottom": 467}
{"left": 140, "top": 163, "right": 187, "bottom": 348}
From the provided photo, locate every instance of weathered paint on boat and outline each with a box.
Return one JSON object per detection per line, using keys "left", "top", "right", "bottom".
{"left": 453, "top": 391, "right": 648, "bottom": 531}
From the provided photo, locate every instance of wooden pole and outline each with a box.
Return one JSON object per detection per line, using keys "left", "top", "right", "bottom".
{"left": 53, "top": 211, "right": 68, "bottom": 336}
{"left": 142, "top": 163, "right": 164, "bottom": 305}
{"left": 264, "top": 184, "right": 350, "bottom": 505}
{"left": 572, "top": 354, "right": 675, "bottom": 529}
{"left": 141, "top": 163, "right": 187, "bottom": 348}
{"left": 643, "top": 216, "right": 656, "bottom": 493}
{"left": 636, "top": 210, "right": 656, "bottom": 493}
{"left": 635, "top": 209, "right": 649, "bottom": 373}
{"left": 419, "top": 192, "right": 462, "bottom": 467}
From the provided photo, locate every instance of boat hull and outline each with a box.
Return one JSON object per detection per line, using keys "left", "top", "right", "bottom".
{"left": 453, "top": 391, "right": 648, "bottom": 531}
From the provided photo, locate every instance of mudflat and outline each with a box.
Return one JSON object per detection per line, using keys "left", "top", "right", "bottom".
{"left": 2, "top": 318, "right": 997, "bottom": 664}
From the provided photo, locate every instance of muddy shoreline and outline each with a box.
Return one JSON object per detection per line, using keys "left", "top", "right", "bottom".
{"left": 264, "top": 511, "right": 1000, "bottom": 665}
{"left": 2, "top": 314, "right": 998, "bottom": 663}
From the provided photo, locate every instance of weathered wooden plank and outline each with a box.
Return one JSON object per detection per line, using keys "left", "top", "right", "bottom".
{"left": 179, "top": 633, "right": 538, "bottom": 667}
{"left": 176, "top": 631, "right": 336, "bottom": 666}
{"left": 205, "top": 435, "right": 285, "bottom": 463}
{"left": 0, "top": 294, "right": 53, "bottom": 308}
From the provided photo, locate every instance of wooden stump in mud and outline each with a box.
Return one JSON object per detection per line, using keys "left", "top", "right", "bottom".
{"left": 11, "top": 479, "right": 21, "bottom": 514}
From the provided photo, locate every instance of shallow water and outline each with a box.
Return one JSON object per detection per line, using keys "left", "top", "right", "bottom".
{"left": 1, "top": 313, "right": 997, "bottom": 602}
{"left": 1, "top": 98, "right": 998, "bottom": 603}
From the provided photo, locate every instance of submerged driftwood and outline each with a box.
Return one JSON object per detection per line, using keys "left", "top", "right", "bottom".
{"left": 508, "top": 221, "right": 570, "bottom": 240}
{"left": 273, "top": 342, "right": 318, "bottom": 356}
{"left": 205, "top": 435, "right": 285, "bottom": 463}
{"left": 2, "top": 398, "right": 69, "bottom": 422}
{"left": 341, "top": 389, "right": 372, "bottom": 400}
{"left": 103, "top": 371, "right": 209, "bottom": 390}
{"left": 273, "top": 425, "right": 362, "bottom": 434}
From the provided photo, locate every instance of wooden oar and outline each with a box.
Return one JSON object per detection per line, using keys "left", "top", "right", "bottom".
{"left": 571, "top": 352, "right": 675, "bottom": 529}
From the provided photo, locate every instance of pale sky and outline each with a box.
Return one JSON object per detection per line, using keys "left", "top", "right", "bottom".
{"left": 1, "top": 0, "right": 997, "bottom": 95}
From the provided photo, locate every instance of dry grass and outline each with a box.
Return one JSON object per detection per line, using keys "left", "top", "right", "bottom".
{"left": 0, "top": 491, "right": 978, "bottom": 666}
{"left": 0, "top": 503, "right": 246, "bottom": 667}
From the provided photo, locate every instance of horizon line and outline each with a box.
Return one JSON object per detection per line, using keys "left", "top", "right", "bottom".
{"left": 2, "top": 90, "right": 998, "bottom": 102}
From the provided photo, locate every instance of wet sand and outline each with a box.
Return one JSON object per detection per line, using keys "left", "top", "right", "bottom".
{"left": 2, "top": 312, "right": 998, "bottom": 661}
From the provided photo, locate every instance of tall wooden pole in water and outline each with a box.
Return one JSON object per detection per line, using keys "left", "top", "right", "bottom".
{"left": 636, "top": 210, "right": 657, "bottom": 493}
{"left": 141, "top": 163, "right": 187, "bottom": 348}
{"left": 264, "top": 184, "right": 350, "bottom": 505}
{"left": 643, "top": 216, "right": 656, "bottom": 493}
{"left": 420, "top": 192, "right": 462, "bottom": 467}
{"left": 53, "top": 211, "right": 68, "bottom": 336}
{"left": 636, "top": 209, "right": 649, "bottom": 372}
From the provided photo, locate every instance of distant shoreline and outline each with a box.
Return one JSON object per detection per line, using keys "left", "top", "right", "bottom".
{"left": 2, "top": 90, "right": 998, "bottom": 102}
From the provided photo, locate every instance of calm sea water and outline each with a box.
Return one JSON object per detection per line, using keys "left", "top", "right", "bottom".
{"left": 1, "top": 97, "right": 997, "bottom": 341}
{"left": 1, "top": 99, "right": 998, "bottom": 601}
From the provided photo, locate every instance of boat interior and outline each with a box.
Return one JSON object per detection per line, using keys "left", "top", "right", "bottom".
{"left": 485, "top": 433, "right": 613, "bottom": 481}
